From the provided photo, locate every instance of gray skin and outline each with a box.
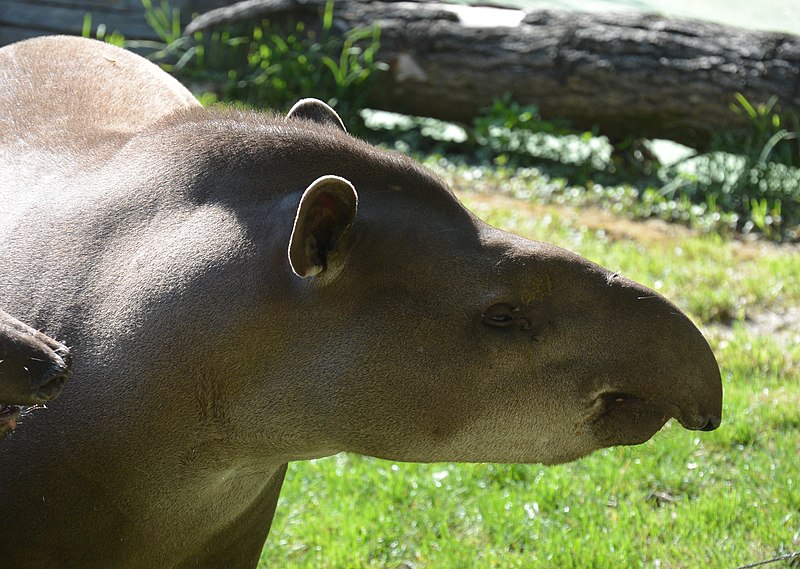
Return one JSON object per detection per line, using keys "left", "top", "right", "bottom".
{"left": 0, "top": 36, "right": 721, "bottom": 568}
{"left": 0, "top": 309, "right": 71, "bottom": 437}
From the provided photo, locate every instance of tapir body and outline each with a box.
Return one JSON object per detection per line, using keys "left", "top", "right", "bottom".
{"left": 0, "top": 309, "right": 71, "bottom": 436}
{"left": 0, "top": 36, "right": 721, "bottom": 568}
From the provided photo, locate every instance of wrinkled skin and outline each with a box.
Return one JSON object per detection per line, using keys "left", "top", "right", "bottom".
{"left": 0, "top": 309, "right": 71, "bottom": 437}
{"left": 0, "top": 37, "right": 721, "bottom": 568}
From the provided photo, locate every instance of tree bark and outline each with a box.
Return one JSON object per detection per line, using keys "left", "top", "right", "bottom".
{"left": 186, "top": 0, "right": 800, "bottom": 149}
{"left": 0, "top": 0, "right": 232, "bottom": 45}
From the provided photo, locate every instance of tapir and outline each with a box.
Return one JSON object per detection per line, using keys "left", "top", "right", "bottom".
{"left": 0, "top": 36, "right": 721, "bottom": 568}
{"left": 0, "top": 309, "right": 71, "bottom": 437}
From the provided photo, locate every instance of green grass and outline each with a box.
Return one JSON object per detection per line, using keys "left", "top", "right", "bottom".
{"left": 259, "top": 185, "right": 800, "bottom": 568}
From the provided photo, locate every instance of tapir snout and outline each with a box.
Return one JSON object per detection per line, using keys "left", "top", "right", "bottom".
{"left": 0, "top": 309, "right": 72, "bottom": 406}
{"left": 587, "top": 274, "right": 721, "bottom": 441}
{"left": 519, "top": 242, "right": 723, "bottom": 452}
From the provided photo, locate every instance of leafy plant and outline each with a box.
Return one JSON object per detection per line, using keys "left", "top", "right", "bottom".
{"left": 141, "top": 0, "right": 182, "bottom": 45}
{"left": 391, "top": 92, "right": 800, "bottom": 241}
{"left": 725, "top": 93, "right": 800, "bottom": 166}
{"left": 81, "top": 13, "right": 126, "bottom": 47}
{"left": 366, "top": 93, "right": 610, "bottom": 178}
{"left": 666, "top": 93, "right": 800, "bottom": 241}
{"left": 132, "top": 0, "right": 385, "bottom": 129}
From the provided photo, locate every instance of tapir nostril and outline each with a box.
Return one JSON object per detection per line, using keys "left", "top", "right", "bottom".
{"left": 34, "top": 364, "right": 71, "bottom": 402}
{"left": 699, "top": 416, "right": 721, "bottom": 432}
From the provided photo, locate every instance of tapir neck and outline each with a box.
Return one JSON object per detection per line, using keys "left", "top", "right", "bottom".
{"left": 172, "top": 463, "right": 290, "bottom": 568}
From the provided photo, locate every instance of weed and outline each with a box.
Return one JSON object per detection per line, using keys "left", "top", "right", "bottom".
{"left": 142, "top": 0, "right": 182, "bottom": 45}
{"left": 666, "top": 94, "right": 800, "bottom": 241}
{"left": 130, "top": 0, "right": 385, "bottom": 129}
{"left": 81, "top": 13, "right": 125, "bottom": 47}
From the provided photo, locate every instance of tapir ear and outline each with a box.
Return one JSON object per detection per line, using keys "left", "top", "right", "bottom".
{"left": 286, "top": 98, "right": 347, "bottom": 133}
{"left": 288, "top": 176, "right": 358, "bottom": 278}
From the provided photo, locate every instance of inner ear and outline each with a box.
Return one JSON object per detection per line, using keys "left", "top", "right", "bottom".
{"left": 286, "top": 99, "right": 347, "bottom": 133}
{"left": 288, "top": 176, "right": 358, "bottom": 278}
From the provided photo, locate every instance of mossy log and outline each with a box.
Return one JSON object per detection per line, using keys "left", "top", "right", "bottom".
{"left": 186, "top": 0, "right": 800, "bottom": 149}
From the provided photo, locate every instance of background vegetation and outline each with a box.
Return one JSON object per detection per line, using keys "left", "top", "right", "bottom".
{"left": 86, "top": 1, "right": 800, "bottom": 566}
{"left": 88, "top": 0, "right": 800, "bottom": 243}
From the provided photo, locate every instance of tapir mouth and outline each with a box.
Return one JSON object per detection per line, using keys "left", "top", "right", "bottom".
{"left": 0, "top": 404, "right": 22, "bottom": 433}
{"left": 589, "top": 391, "right": 721, "bottom": 447}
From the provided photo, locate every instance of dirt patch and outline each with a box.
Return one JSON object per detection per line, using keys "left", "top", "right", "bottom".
{"left": 706, "top": 306, "right": 800, "bottom": 352}
{"left": 742, "top": 306, "right": 800, "bottom": 343}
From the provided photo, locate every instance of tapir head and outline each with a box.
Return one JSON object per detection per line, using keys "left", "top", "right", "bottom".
{"left": 130, "top": 99, "right": 722, "bottom": 467}
{"left": 266, "top": 100, "right": 722, "bottom": 465}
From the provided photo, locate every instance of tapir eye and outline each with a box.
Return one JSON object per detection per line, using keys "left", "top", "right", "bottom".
{"left": 482, "top": 303, "right": 517, "bottom": 328}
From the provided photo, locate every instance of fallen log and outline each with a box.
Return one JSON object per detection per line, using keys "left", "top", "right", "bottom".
{"left": 0, "top": 0, "right": 231, "bottom": 45}
{"left": 186, "top": 0, "right": 800, "bottom": 149}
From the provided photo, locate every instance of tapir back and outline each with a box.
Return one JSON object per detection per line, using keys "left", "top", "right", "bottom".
{"left": 0, "top": 36, "right": 199, "bottom": 245}
{"left": 0, "top": 36, "right": 199, "bottom": 154}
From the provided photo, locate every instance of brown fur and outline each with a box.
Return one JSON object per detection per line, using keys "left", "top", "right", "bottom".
{"left": 0, "top": 36, "right": 721, "bottom": 568}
